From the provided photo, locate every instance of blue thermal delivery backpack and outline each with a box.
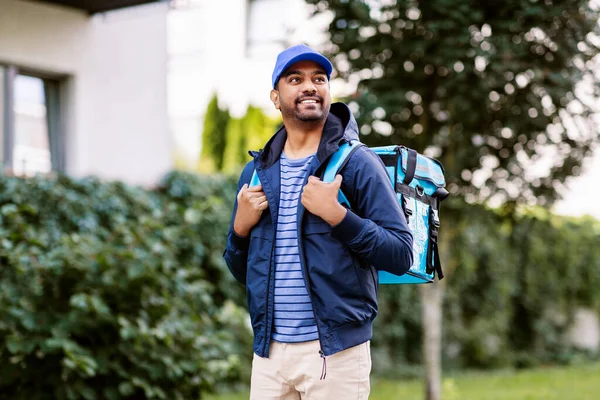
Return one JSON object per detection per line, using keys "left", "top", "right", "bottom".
{"left": 249, "top": 140, "right": 449, "bottom": 284}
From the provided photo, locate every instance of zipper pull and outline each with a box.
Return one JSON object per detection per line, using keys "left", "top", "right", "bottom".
{"left": 319, "top": 350, "right": 327, "bottom": 380}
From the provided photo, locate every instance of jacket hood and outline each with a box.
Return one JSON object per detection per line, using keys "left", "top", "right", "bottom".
{"left": 253, "top": 102, "right": 360, "bottom": 168}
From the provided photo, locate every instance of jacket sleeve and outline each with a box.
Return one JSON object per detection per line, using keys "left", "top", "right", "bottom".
{"left": 330, "top": 146, "right": 414, "bottom": 276}
{"left": 223, "top": 161, "right": 255, "bottom": 285}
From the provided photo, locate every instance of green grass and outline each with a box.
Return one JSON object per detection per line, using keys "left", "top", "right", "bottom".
{"left": 206, "top": 362, "right": 600, "bottom": 400}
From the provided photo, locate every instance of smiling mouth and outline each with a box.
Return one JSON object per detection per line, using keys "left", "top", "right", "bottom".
{"left": 298, "top": 99, "right": 320, "bottom": 105}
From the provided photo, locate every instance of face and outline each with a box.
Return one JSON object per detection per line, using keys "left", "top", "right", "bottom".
{"left": 270, "top": 60, "right": 331, "bottom": 123}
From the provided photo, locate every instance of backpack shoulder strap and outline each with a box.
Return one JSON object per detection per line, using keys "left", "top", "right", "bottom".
{"left": 251, "top": 141, "right": 362, "bottom": 205}
{"left": 249, "top": 169, "right": 261, "bottom": 187}
{"left": 323, "top": 140, "right": 364, "bottom": 208}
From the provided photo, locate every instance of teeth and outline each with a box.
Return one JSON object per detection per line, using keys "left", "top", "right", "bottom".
{"left": 301, "top": 100, "right": 317, "bottom": 104}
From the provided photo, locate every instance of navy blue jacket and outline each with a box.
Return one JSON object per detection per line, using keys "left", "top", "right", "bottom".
{"left": 223, "top": 103, "right": 413, "bottom": 357}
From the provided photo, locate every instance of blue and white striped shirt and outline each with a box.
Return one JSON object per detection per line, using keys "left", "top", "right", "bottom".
{"left": 271, "top": 152, "right": 319, "bottom": 343}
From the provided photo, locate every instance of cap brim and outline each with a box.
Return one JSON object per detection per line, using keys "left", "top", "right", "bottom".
{"left": 275, "top": 53, "right": 333, "bottom": 87}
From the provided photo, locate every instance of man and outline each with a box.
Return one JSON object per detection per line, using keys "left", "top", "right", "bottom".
{"left": 223, "top": 44, "right": 413, "bottom": 399}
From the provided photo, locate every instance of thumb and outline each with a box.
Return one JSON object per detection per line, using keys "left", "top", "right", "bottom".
{"left": 333, "top": 174, "right": 343, "bottom": 188}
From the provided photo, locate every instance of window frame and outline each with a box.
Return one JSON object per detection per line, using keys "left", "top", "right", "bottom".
{"left": 0, "top": 62, "right": 67, "bottom": 175}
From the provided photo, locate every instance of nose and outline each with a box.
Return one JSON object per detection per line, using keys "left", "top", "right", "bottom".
{"left": 301, "top": 80, "right": 317, "bottom": 93}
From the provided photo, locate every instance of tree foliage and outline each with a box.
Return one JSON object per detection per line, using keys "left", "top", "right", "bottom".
{"left": 222, "top": 105, "right": 280, "bottom": 174}
{"left": 200, "top": 94, "right": 231, "bottom": 173}
{"left": 202, "top": 99, "right": 280, "bottom": 175}
{"left": 306, "top": 0, "right": 600, "bottom": 206}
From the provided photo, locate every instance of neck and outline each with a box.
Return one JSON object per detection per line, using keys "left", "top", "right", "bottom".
{"left": 282, "top": 118, "right": 326, "bottom": 159}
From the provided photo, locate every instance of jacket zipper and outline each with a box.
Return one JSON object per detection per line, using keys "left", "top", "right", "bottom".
{"left": 262, "top": 231, "right": 276, "bottom": 357}
{"left": 255, "top": 163, "right": 278, "bottom": 359}
{"left": 296, "top": 181, "right": 327, "bottom": 379}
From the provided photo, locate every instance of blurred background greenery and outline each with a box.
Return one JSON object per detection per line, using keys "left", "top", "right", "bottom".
{"left": 1, "top": 0, "right": 600, "bottom": 399}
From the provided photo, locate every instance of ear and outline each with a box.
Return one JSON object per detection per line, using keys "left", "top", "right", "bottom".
{"left": 270, "top": 89, "right": 280, "bottom": 110}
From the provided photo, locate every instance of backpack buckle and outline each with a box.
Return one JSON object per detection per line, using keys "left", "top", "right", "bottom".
{"left": 416, "top": 185, "right": 425, "bottom": 197}
{"left": 403, "top": 196, "right": 413, "bottom": 215}
{"left": 431, "top": 209, "right": 440, "bottom": 228}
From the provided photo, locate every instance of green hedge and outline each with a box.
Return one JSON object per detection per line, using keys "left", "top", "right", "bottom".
{"left": 2, "top": 173, "right": 599, "bottom": 397}
{"left": 372, "top": 199, "right": 600, "bottom": 377}
{"left": 0, "top": 172, "right": 252, "bottom": 400}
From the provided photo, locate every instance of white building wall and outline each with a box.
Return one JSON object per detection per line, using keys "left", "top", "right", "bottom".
{"left": 0, "top": 0, "right": 172, "bottom": 186}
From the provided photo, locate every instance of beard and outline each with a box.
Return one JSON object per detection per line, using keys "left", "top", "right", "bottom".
{"left": 295, "top": 107, "right": 324, "bottom": 121}
{"left": 280, "top": 95, "right": 329, "bottom": 122}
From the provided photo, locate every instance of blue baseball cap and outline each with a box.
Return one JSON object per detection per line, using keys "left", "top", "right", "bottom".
{"left": 272, "top": 44, "right": 333, "bottom": 88}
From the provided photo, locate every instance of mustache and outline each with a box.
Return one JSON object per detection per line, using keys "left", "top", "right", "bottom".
{"left": 295, "top": 94, "right": 323, "bottom": 104}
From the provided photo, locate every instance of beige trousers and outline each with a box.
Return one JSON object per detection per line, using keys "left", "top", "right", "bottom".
{"left": 250, "top": 340, "right": 371, "bottom": 400}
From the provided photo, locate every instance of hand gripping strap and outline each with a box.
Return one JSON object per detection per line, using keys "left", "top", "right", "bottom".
{"left": 323, "top": 141, "right": 364, "bottom": 208}
{"left": 250, "top": 141, "right": 361, "bottom": 205}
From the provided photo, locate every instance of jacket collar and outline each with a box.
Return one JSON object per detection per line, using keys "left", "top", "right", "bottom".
{"left": 252, "top": 102, "right": 359, "bottom": 169}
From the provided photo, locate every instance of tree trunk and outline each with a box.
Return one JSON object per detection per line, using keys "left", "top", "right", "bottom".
{"left": 421, "top": 281, "right": 445, "bottom": 400}
{"left": 421, "top": 210, "right": 457, "bottom": 400}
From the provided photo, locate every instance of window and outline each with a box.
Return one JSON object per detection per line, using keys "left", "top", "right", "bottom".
{"left": 1, "top": 64, "right": 65, "bottom": 176}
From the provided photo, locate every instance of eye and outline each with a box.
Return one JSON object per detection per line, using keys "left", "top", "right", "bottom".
{"left": 315, "top": 76, "right": 327, "bottom": 83}
{"left": 289, "top": 76, "right": 301, "bottom": 83}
